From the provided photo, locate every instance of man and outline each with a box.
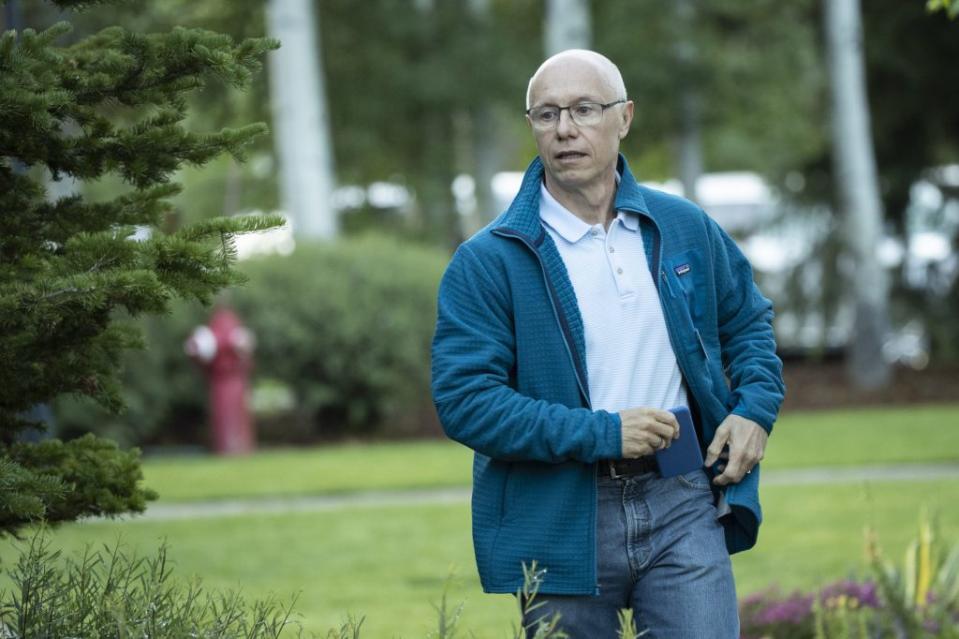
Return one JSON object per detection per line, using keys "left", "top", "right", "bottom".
{"left": 431, "top": 49, "right": 784, "bottom": 638}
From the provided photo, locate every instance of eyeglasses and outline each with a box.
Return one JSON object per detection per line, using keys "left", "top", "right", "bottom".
{"left": 526, "top": 100, "right": 626, "bottom": 130}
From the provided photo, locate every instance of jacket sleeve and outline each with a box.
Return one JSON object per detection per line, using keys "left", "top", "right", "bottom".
{"left": 707, "top": 219, "right": 785, "bottom": 433}
{"left": 431, "top": 242, "right": 623, "bottom": 463}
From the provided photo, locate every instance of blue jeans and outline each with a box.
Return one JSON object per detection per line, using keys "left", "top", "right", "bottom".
{"left": 522, "top": 469, "right": 739, "bottom": 638}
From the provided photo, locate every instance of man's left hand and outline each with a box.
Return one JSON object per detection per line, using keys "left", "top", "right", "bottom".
{"left": 704, "top": 414, "right": 768, "bottom": 486}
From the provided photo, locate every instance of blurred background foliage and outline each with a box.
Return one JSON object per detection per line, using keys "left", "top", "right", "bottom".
{"left": 54, "top": 235, "right": 446, "bottom": 447}
{"left": 9, "top": 0, "right": 956, "bottom": 448}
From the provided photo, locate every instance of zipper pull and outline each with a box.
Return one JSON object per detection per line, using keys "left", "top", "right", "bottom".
{"left": 660, "top": 270, "right": 676, "bottom": 298}
{"left": 694, "top": 329, "right": 710, "bottom": 360}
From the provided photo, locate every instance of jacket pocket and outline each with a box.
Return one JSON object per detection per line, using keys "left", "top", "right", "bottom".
{"left": 665, "top": 249, "right": 707, "bottom": 322}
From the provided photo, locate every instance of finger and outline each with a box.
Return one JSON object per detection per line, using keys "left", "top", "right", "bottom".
{"left": 638, "top": 432, "right": 656, "bottom": 454}
{"left": 715, "top": 449, "right": 747, "bottom": 485}
{"left": 650, "top": 433, "right": 669, "bottom": 451}
{"left": 712, "top": 459, "right": 747, "bottom": 486}
{"left": 649, "top": 409, "right": 677, "bottom": 425}
{"left": 646, "top": 420, "right": 677, "bottom": 441}
{"left": 704, "top": 427, "right": 730, "bottom": 467}
{"left": 712, "top": 469, "right": 733, "bottom": 486}
{"left": 650, "top": 410, "right": 680, "bottom": 437}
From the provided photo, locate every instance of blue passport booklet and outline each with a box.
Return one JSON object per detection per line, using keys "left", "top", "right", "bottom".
{"left": 654, "top": 406, "right": 705, "bottom": 478}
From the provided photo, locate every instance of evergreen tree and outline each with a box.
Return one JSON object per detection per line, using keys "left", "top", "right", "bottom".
{"left": 0, "top": 1, "right": 281, "bottom": 537}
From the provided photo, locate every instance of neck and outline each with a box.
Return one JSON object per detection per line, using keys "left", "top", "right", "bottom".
{"left": 543, "top": 171, "right": 618, "bottom": 228}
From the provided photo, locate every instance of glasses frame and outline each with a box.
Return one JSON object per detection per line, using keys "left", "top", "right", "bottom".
{"left": 525, "top": 99, "right": 627, "bottom": 129}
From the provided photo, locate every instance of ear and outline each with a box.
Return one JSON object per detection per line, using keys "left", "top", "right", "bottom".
{"left": 618, "top": 100, "right": 634, "bottom": 139}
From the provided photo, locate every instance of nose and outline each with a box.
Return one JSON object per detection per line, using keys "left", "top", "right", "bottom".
{"left": 555, "top": 108, "right": 579, "bottom": 139}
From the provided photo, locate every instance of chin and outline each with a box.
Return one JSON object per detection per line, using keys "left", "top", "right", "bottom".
{"left": 549, "top": 165, "right": 596, "bottom": 187}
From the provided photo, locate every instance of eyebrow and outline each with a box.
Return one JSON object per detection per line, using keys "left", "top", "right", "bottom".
{"left": 531, "top": 95, "right": 606, "bottom": 108}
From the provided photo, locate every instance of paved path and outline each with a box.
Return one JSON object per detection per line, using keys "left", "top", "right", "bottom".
{"left": 129, "top": 462, "right": 959, "bottom": 522}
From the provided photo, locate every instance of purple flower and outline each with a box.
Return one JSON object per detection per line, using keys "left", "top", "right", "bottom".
{"left": 739, "top": 586, "right": 816, "bottom": 628}
{"left": 739, "top": 579, "right": 886, "bottom": 639}
{"left": 819, "top": 579, "right": 881, "bottom": 609}
{"left": 754, "top": 593, "right": 815, "bottom": 625}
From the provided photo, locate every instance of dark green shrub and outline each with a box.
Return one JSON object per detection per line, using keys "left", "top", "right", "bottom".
{"left": 53, "top": 234, "right": 449, "bottom": 445}
{"left": 52, "top": 303, "right": 209, "bottom": 449}
{"left": 233, "top": 234, "right": 447, "bottom": 439}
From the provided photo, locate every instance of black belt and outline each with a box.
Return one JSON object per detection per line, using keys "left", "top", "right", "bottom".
{"left": 598, "top": 456, "right": 659, "bottom": 479}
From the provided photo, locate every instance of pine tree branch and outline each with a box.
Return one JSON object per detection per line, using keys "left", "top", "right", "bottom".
{"left": 0, "top": 1, "right": 279, "bottom": 535}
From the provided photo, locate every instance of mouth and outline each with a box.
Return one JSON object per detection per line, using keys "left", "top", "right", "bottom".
{"left": 555, "top": 151, "right": 588, "bottom": 161}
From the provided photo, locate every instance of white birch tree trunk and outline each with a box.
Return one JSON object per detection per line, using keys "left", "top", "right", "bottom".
{"left": 266, "top": 0, "right": 337, "bottom": 239}
{"left": 825, "top": 0, "right": 891, "bottom": 389}
{"left": 545, "top": 0, "right": 591, "bottom": 55}
{"left": 467, "top": 0, "right": 499, "bottom": 228}
{"left": 675, "top": 0, "right": 703, "bottom": 204}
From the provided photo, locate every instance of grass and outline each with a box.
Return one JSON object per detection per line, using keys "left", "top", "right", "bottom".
{"left": 767, "top": 403, "right": 959, "bottom": 468}
{"left": 140, "top": 404, "right": 959, "bottom": 503}
{"left": 2, "top": 479, "right": 958, "bottom": 638}
{"left": 141, "top": 439, "right": 473, "bottom": 503}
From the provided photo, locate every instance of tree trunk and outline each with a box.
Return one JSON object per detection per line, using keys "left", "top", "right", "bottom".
{"left": 545, "top": 0, "right": 591, "bottom": 55}
{"left": 677, "top": 89, "right": 703, "bottom": 203}
{"left": 675, "top": 0, "right": 703, "bottom": 204}
{"left": 824, "top": 0, "right": 891, "bottom": 389}
{"left": 466, "top": 0, "right": 501, "bottom": 228}
{"left": 266, "top": 0, "right": 337, "bottom": 239}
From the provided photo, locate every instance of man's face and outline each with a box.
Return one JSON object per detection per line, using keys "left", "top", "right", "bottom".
{"left": 527, "top": 58, "right": 633, "bottom": 192}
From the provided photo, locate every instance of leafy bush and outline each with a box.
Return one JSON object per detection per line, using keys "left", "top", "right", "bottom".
{"left": 230, "top": 234, "right": 448, "bottom": 439}
{"left": 52, "top": 234, "right": 449, "bottom": 446}
{"left": 0, "top": 532, "right": 300, "bottom": 638}
{"left": 0, "top": 540, "right": 587, "bottom": 639}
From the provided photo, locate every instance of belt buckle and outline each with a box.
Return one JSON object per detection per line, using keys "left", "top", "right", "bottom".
{"left": 607, "top": 460, "right": 624, "bottom": 480}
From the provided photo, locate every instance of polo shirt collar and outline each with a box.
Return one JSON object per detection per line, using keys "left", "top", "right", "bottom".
{"left": 539, "top": 174, "right": 639, "bottom": 243}
{"left": 539, "top": 182, "right": 592, "bottom": 243}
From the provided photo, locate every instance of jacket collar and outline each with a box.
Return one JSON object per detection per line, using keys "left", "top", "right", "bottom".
{"left": 494, "top": 153, "right": 652, "bottom": 240}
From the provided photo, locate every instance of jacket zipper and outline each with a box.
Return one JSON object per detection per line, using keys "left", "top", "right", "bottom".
{"left": 694, "top": 328, "right": 710, "bottom": 361}
{"left": 491, "top": 229, "right": 591, "bottom": 410}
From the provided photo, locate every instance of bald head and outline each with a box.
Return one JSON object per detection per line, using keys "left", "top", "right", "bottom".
{"left": 526, "top": 49, "right": 627, "bottom": 110}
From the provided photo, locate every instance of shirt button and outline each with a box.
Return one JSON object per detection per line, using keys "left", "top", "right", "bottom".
{"left": 617, "top": 267, "right": 624, "bottom": 275}
{"left": 590, "top": 229, "right": 599, "bottom": 237}
{"left": 609, "top": 246, "right": 615, "bottom": 253}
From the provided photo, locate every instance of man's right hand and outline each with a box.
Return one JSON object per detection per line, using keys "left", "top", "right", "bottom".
{"left": 618, "top": 408, "right": 680, "bottom": 458}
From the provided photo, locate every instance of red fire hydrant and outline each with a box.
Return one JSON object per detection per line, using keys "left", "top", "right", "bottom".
{"left": 184, "top": 305, "right": 256, "bottom": 455}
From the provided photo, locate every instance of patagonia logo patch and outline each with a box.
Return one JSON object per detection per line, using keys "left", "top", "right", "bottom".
{"left": 674, "top": 263, "right": 691, "bottom": 276}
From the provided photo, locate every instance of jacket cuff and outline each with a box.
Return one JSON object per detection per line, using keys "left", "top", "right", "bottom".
{"left": 730, "top": 406, "right": 775, "bottom": 435}
{"left": 601, "top": 410, "right": 624, "bottom": 459}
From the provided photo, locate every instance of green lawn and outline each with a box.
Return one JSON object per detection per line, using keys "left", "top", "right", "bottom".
{"left": 3, "top": 479, "right": 958, "bottom": 638}
{"left": 141, "top": 404, "right": 959, "bottom": 503}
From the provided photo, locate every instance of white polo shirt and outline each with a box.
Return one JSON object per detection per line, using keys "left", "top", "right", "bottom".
{"left": 539, "top": 182, "right": 689, "bottom": 414}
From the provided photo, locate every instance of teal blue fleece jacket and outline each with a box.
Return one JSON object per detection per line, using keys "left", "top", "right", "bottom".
{"left": 431, "top": 155, "right": 785, "bottom": 595}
